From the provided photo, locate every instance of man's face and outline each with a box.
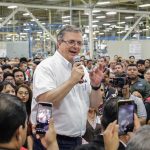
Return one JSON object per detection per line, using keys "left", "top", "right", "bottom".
{"left": 14, "top": 71, "right": 25, "bottom": 85}
{"left": 115, "top": 65, "right": 123, "bottom": 74}
{"left": 127, "top": 66, "right": 138, "bottom": 79}
{"left": 20, "top": 63, "right": 27, "bottom": 72}
{"left": 137, "top": 64, "right": 145, "bottom": 72}
{"left": 57, "top": 32, "right": 83, "bottom": 62}
{"left": 97, "top": 58, "right": 106, "bottom": 67}
{"left": 0, "top": 68, "right": 3, "bottom": 82}
{"left": 129, "top": 57, "right": 135, "bottom": 63}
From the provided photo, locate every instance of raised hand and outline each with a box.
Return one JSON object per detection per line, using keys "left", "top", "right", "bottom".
{"left": 89, "top": 64, "right": 104, "bottom": 87}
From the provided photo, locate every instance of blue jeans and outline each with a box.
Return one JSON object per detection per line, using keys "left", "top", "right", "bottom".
{"left": 57, "top": 134, "right": 82, "bottom": 150}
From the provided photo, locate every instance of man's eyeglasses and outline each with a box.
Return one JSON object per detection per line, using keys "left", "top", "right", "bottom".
{"left": 62, "top": 40, "right": 83, "bottom": 47}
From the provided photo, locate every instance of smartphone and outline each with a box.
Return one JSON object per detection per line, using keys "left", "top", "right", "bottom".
{"left": 36, "top": 102, "right": 53, "bottom": 134}
{"left": 117, "top": 100, "right": 134, "bottom": 135}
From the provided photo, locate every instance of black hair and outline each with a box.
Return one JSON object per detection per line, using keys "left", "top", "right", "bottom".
{"left": 0, "top": 93, "right": 27, "bottom": 143}
{"left": 136, "top": 59, "right": 145, "bottom": 65}
{"left": 0, "top": 81, "right": 16, "bottom": 93}
{"left": 3, "top": 72, "right": 14, "bottom": 80}
{"left": 1, "top": 64, "right": 12, "bottom": 70}
{"left": 101, "top": 97, "right": 118, "bottom": 129}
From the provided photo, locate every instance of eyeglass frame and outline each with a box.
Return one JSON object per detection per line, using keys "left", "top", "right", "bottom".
{"left": 61, "top": 39, "right": 83, "bottom": 47}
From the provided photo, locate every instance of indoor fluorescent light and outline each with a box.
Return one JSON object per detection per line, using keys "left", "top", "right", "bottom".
{"left": 23, "top": 13, "right": 30, "bottom": 16}
{"left": 62, "top": 16, "right": 70, "bottom": 19}
{"left": 125, "top": 16, "right": 134, "bottom": 19}
{"left": 8, "top": 5, "right": 18, "bottom": 9}
{"left": 118, "top": 22, "right": 125, "bottom": 25}
{"left": 96, "top": 16, "right": 106, "bottom": 19}
{"left": 97, "top": 1, "right": 110, "bottom": 5}
{"left": 106, "top": 12, "right": 117, "bottom": 15}
{"left": 139, "top": 4, "right": 150, "bottom": 8}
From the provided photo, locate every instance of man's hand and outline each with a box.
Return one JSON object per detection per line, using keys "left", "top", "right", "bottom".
{"left": 32, "top": 118, "right": 59, "bottom": 150}
{"left": 89, "top": 64, "right": 104, "bottom": 87}
{"left": 103, "top": 120, "right": 119, "bottom": 150}
{"left": 70, "top": 62, "right": 84, "bottom": 85}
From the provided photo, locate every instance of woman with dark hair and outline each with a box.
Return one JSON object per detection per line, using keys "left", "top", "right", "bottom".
{"left": 0, "top": 81, "right": 16, "bottom": 96}
{"left": 16, "top": 84, "right": 33, "bottom": 150}
{"left": 16, "top": 84, "right": 32, "bottom": 115}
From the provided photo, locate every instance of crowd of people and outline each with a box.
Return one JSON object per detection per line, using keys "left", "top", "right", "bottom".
{"left": 0, "top": 25, "right": 150, "bottom": 150}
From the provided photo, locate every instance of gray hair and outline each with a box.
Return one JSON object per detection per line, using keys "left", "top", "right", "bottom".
{"left": 57, "top": 25, "right": 82, "bottom": 41}
{"left": 126, "top": 125, "right": 150, "bottom": 150}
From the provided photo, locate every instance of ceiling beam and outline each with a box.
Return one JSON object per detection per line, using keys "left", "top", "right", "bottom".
{"left": 122, "top": 15, "right": 145, "bottom": 41}
{"left": 1, "top": 2, "right": 150, "bottom": 15}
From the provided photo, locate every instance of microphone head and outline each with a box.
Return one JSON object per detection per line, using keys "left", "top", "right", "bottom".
{"left": 73, "top": 55, "right": 80, "bottom": 63}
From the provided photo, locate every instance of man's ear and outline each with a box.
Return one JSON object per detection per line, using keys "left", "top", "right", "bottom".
{"left": 15, "top": 125, "right": 23, "bottom": 142}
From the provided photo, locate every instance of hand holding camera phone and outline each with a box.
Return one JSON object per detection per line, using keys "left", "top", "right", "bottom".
{"left": 36, "top": 102, "right": 53, "bottom": 134}
{"left": 117, "top": 100, "right": 134, "bottom": 135}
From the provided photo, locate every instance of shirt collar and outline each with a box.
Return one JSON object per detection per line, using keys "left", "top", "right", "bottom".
{"left": 55, "top": 51, "right": 72, "bottom": 68}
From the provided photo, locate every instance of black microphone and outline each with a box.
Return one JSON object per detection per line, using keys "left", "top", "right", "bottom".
{"left": 73, "top": 55, "right": 84, "bottom": 84}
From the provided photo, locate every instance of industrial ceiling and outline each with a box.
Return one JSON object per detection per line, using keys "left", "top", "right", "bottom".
{"left": 0, "top": 0, "right": 150, "bottom": 42}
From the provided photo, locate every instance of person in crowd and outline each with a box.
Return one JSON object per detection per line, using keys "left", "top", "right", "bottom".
{"left": 0, "top": 93, "right": 59, "bottom": 150}
{"left": 105, "top": 56, "right": 110, "bottom": 67}
{"left": 126, "top": 125, "right": 150, "bottom": 150}
{"left": 127, "top": 64, "right": 150, "bottom": 99}
{"left": 1, "top": 64, "right": 12, "bottom": 74}
{"left": 108, "top": 60, "right": 116, "bottom": 76}
{"left": 82, "top": 107, "right": 101, "bottom": 143}
{"left": 16, "top": 84, "right": 32, "bottom": 116}
{"left": 97, "top": 56, "right": 107, "bottom": 69}
{"left": 144, "top": 68, "right": 150, "bottom": 84}
{"left": 3, "top": 72, "right": 16, "bottom": 86}
{"left": 86, "top": 59, "right": 93, "bottom": 72}
{"left": 13, "top": 69, "right": 25, "bottom": 86}
{"left": 0, "top": 66, "right": 4, "bottom": 82}
{"left": 114, "top": 55, "right": 118, "bottom": 62}
{"left": 136, "top": 59, "right": 146, "bottom": 79}
{"left": 144, "top": 59, "right": 150, "bottom": 69}
{"left": 16, "top": 84, "right": 33, "bottom": 150}
{"left": 114, "top": 63, "right": 125, "bottom": 77}
{"left": 129, "top": 56, "right": 135, "bottom": 64}
{"left": 0, "top": 81, "right": 16, "bottom": 95}
{"left": 75, "top": 121, "right": 119, "bottom": 150}
{"left": 31, "top": 25, "right": 103, "bottom": 150}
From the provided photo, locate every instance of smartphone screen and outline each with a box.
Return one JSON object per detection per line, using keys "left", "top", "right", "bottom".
{"left": 118, "top": 100, "right": 134, "bottom": 135}
{"left": 36, "top": 102, "right": 52, "bottom": 134}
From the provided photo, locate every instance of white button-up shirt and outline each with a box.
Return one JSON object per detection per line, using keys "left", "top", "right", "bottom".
{"left": 31, "top": 51, "right": 91, "bottom": 137}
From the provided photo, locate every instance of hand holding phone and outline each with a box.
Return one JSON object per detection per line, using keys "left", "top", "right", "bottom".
{"left": 117, "top": 100, "right": 134, "bottom": 135}
{"left": 36, "top": 102, "right": 53, "bottom": 134}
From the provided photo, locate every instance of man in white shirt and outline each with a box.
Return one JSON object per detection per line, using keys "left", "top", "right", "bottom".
{"left": 31, "top": 25, "right": 103, "bottom": 150}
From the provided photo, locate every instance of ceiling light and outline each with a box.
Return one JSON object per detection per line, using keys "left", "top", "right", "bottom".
{"left": 143, "top": 29, "right": 149, "bottom": 31}
{"left": 106, "top": 12, "right": 117, "bottom": 15}
{"left": 23, "top": 13, "right": 30, "bottom": 16}
{"left": 118, "top": 22, "right": 126, "bottom": 25}
{"left": 0, "top": 18, "right": 2, "bottom": 20}
{"left": 103, "top": 23, "right": 111, "bottom": 26}
{"left": 139, "top": 4, "right": 150, "bottom": 8}
{"left": 115, "top": 26, "right": 124, "bottom": 29}
{"left": 125, "top": 16, "right": 134, "bottom": 19}
{"left": 97, "top": 1, "right": 110, "bottom": 5}
{"left": 62, "top": 16, "right": 70, "bottom": 19}
{"left": 117, "top": 31, "right": 123, "bottom": 34}
{"left": 8, "top": 5, "right": 18, "bottom": 9}
{"left": 92, "top": 20, "right": 99, "bottom": 23}
{"left": 24, "top": 28, "right": 30, "bottom": 31}
{"left": 92, "top": 10, "right": 101, "bottom": 13}
{"left": 146, "top": 37, "right": 150, "bottom": 39}
{"left": 96, "top": 16, "right": 106, "bottom": 19}
{"left": 99, "top": 33, "right": 104, "bottom": 35}
{"left": 63, "top": 20, "right": 70, "bottom": 22}
{"left": 92, "top": 25, "right": 98, "bottom": 27}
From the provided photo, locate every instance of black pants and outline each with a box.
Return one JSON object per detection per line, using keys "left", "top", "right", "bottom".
{"left": 57, "top": 134, "right": 82, "bottom": 150}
